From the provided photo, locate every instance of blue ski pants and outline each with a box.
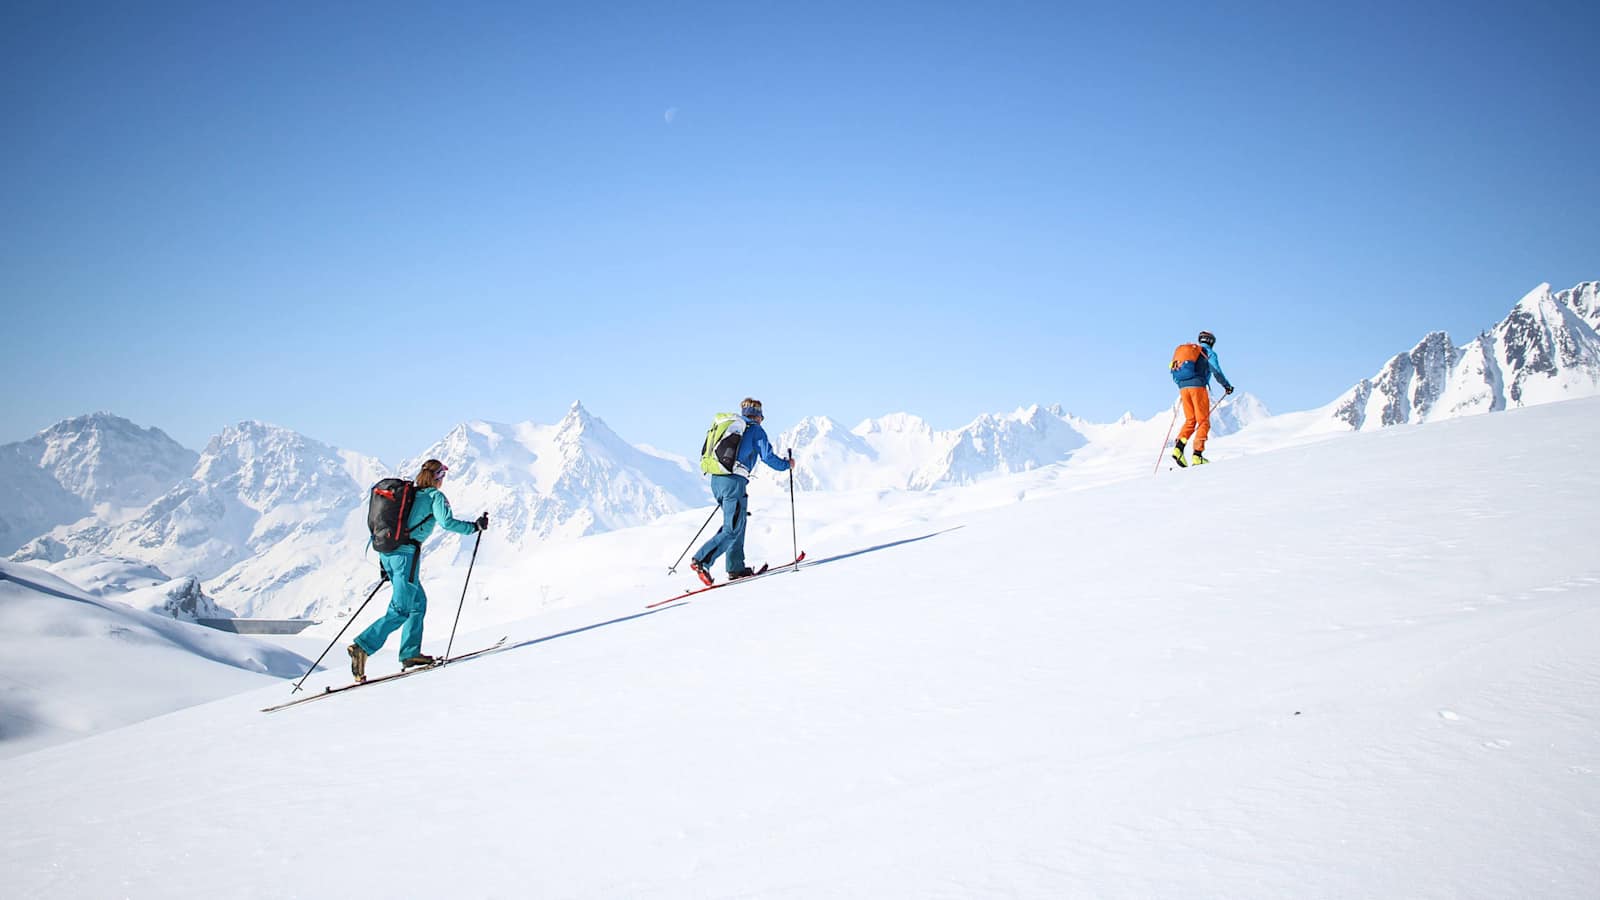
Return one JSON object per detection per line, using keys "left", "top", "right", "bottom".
{"left": 354, "top": 546, "right": 428, "bottom": 660}
{"left": 695, "top": 475, "right": 750, "bottom": 575}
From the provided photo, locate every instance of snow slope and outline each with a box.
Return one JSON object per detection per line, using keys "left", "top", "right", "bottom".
{"left": 2, "top": 396, "right": 1596, "bottom": 898}
{"left": 0, "top": 561, "right": 308, "bottom": 759}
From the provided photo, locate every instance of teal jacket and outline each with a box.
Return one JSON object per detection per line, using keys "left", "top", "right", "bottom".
{"left": 396, "top": 486, "right": 479, "bottom": 550}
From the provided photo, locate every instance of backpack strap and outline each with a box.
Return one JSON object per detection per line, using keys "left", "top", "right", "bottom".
{"left": 407, "top": 540, "right": 422, "bottom": 583}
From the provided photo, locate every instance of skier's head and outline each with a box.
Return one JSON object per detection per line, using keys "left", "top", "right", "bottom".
{"left": 415, "top": 458, "right": 449, "bottom": 489}
{"left": 1197, "top": 330, "right": 1216, "bottom": 347}
{"left": 741, "top": 398, "right": 764, "bottom": 421}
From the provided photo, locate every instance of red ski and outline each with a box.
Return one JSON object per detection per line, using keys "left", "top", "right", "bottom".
{"left": 647, "top": 552, "right": 806, "bottom": 609}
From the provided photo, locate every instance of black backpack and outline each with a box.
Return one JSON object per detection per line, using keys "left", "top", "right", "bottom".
{"left": 368, "top": 478, "right": 433, "bottom": 552}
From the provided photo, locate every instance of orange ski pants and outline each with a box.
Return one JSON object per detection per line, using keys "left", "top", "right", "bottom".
{"left": 1177, "top": 387, "right": 1212, "bottom": 452}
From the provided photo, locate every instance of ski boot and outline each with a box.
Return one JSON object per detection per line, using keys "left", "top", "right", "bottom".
{"left": 689, "top": 559, "right": 714, "bottom": 587}
{"left": 347, "top": 643, "right": 367, "bottom": 683}
{"left": 1191, "top": 450, "right": 1210, "bottom": 465}
{"left": 401, "top": 654, "right": 438, "bottom": 669}
{"left": 1171, "top": 439, "right": 1188, "bottom": 468}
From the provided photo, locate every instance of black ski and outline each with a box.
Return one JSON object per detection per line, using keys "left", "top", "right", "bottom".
{"left": 261, "top": 636, "right": 508, "bottom": 712}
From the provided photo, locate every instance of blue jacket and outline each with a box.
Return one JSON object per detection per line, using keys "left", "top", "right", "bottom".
{"left": 395, "top": 486, "right": 479, "bottom": 550}
{"left": 1176, "top": 346, "right": 1234, "bottom": 392}
{"left": 731, "top": 418, "right": 791, "bottom": 479}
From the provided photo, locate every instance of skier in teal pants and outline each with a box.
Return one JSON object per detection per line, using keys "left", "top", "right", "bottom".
{"left": 348, "top": 459, "right": 486, "bottom": 680}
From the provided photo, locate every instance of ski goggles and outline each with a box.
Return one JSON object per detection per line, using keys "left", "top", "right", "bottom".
{"left": 433, "top": 464, "right": 449, "bottom": 483}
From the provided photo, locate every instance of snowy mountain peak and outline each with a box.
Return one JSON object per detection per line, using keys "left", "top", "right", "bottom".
{"left": 554, "top": 401, "right": 623, "bottom": 452}
{"left": 0, "top": 413, "right": 197, "bottom": 556}
{"left": 1493, "top": 283, "right": 1600, "bottom": 405}
{"left": 41, "top": 410, "right": 135, "bottom": 438}
{"left": 922, "top": 404, "right": 1088, "bottom": 488}
{"left": 1211, "top": 391, "right": 1272, "bottom": 436}
{"left": 1556, "top": 280, "right": 1600, "bottom": 330}
{"left": 30, "top": 412, "right": 196, "bottom": 509}
{"left": 558, "top": 400, "right": 595, "bottom": 430}
{"left": 398, "top": 409, "right": 708, "bottom": 551}
{"left": 194, "top": 421, "right": 359, "bottom": 511}
{"left": 853, "top": 412, "right": 932, "bottom": 438}
{"left": 786, "top": 415, "right": 851, "bottom": 444}
{"left": 1331, "top": 280, "right": 1600, "bottom": 430}
{"left": 1515, "top": 281, "right": 1554, "bottom": 308}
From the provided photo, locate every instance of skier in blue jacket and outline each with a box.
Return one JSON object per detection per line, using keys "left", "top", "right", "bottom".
{"left": 348, "top": 458, "right": 486, "bottom": 681}
{"left": 690, "top": 399, "right": 793, "bottom": 585}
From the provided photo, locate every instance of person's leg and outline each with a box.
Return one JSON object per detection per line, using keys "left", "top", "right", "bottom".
{"left": 1177, "top": 388, "right": 1200, "bottom": 442}
{"left": 723, "top": 487, "right": 750, "bottom": 575}
{"left": 695, "top": 477, "right": 743, "bottom": 568}
{"left": 1192, "top": 389, "right": 1214, "bottom": 452}
{"left": 354, "top": 552, "right": 412, "bottom": 654}
{"left": 397, "top": 580, "right": 429, "bottom": 661}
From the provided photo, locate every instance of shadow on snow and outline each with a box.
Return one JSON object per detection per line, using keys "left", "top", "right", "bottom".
{"left": 440, "top": 527, "right": 959, "bottom": 669}
{"left": 792, "top": 527, "right": 961, "bottom": 570}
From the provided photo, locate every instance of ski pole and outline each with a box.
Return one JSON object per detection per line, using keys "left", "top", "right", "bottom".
{"left": 787, "top": 449, "right": 799, "bottom": 569}
{"left": 1153, "top": 402, "right": 1179, "bottom": 475}
{"left": 667, "top": 502, "right": 721, "bottom": 574}
{"left": 443, "top": 529, "right": 483, "bottom": 662}
{"left": 1205, "top": 389, "right": 1227, "bottom": 433}
{"left": 291, "top": 575, "right": 388, "bottom": 693}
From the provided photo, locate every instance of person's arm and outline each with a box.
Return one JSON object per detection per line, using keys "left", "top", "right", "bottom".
{"left": 430, "top": 490, "right": 481, "bottom": 535}
{"left": 1208, "top": 349, "right": 1234, "bottom": 393}
{"left": 752, "top": 427, "right": 790, "bottom": 472}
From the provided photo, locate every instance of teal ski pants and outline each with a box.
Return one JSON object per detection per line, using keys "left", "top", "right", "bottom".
{"left": 694, "top": 474, "right": 750, "bottom": 575}
{"left": 354, "top": 547, "right": 428, "bottom": 660}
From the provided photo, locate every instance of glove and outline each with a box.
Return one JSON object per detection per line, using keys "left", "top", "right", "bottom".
{"left": 475, "top": 513, "right": 489, "bottom": 532}
{"left": 1224, "top": 385, "right": 1234, "bottom": 395}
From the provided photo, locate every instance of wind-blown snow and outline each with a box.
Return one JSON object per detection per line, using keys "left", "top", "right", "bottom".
{"left": 2, "top": 396, "right": 1596, "bottom": 898}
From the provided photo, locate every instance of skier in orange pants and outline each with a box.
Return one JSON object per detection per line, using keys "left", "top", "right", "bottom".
{"left": 1169, "top": 331, "right": 1234, "bottom": 466}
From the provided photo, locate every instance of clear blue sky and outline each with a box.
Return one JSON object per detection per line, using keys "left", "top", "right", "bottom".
{"left": 4, "top": 0, "right": 1596, "bottom": 462}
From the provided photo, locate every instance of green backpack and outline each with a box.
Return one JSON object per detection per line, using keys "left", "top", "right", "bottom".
{"left": 700, "top": 412, "right": 747, "bottom": 475}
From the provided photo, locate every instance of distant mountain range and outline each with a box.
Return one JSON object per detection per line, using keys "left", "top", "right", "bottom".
{"left": 5, "top": 280, "right": 1596, "bottom": 621}
{"left": 7, "top": 404, "right": 710, "bottom": 619}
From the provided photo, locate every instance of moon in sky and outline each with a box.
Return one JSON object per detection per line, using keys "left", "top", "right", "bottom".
{"left": 664, "top": 107, "right": 678, "bottom": 124}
